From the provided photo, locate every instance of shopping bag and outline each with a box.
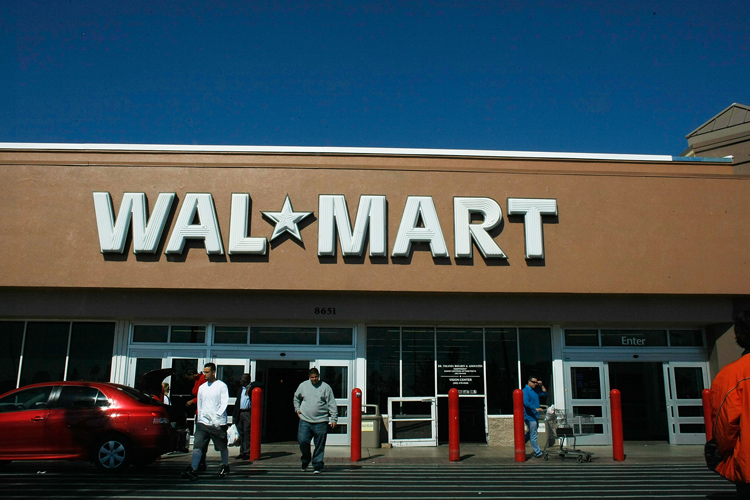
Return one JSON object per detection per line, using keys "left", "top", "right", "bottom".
{"left": 227, "top": 424, "right": 240, "bottom": 446}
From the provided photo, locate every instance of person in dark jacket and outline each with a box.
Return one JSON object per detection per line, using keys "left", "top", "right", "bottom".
{"left": 232, "top": 373, "right": 253, "bottom": 460}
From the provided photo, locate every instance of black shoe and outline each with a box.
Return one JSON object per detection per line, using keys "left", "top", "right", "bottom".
{"left": 181, "top": 467, "right": 198, "bottom": 481}
{"left": 235, "top": 454, "right": 249, "bottom": 460}
{"left": 197, "top": 462, "right": 207, "bottom": 472}
{"left": 313, "top": 469, "right": 321, "bottom": 474}
{"left": 301, "top": 463, "right": 309, "bottom": 472}
{"left": 219, "top": 464, "right": 230, "bottom": 478}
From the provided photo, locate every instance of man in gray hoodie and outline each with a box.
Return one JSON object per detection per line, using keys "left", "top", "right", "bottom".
{"left": 293, "top": 367, "right": 338, "bottom": 474}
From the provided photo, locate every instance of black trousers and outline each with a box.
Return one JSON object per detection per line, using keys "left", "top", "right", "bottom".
{"left": 237, "top": 411, "right": 251, "bottom": 455}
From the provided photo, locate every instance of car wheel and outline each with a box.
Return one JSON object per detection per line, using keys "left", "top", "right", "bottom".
{"left": 93, "top": 436, "right": 131, "bottom": 473}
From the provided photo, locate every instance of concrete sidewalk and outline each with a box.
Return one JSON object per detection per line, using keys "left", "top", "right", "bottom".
{"left": 173, "top": 441, "right": 705, "bottom": 466}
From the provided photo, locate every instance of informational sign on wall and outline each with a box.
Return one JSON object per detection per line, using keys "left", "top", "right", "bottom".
{"left": 437, "top": 364, "right": 484, "bottom": 395}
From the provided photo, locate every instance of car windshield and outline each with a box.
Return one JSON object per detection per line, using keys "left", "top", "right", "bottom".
{"left": 116, "top": 385, "right": 160, "bottom": 405}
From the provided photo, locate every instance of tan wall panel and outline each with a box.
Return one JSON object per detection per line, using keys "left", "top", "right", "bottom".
{"left": 1, "top": 154, "right": 748, "bottom": 294}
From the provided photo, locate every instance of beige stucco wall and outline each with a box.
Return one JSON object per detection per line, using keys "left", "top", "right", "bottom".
{"left": 487, "top": 416, "right": 515, "bottom": 446}
{"left": 1, "top": 150, "right": 749, "bottom": 297}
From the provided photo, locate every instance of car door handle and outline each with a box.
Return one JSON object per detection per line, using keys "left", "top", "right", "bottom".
{"left": 30, "top": 416, "right": 46, "bottom": 421}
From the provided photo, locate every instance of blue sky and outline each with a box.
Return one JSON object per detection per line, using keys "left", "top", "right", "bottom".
{"left": 2, "top": 1, "right": 748, "bottom": 154}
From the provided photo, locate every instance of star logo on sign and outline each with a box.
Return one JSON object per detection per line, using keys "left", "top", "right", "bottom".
{"left": 261, "top": 195, "right": 313, "bottom": 242}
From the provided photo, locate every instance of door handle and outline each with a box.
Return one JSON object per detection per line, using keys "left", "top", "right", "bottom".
{"left": 30, "top": 416, "right": 46, "bottom": 422}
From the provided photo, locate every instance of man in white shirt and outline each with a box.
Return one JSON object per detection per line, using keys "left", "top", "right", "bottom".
{"left": 182, "top": 363, "right": 230, "bottom": 480}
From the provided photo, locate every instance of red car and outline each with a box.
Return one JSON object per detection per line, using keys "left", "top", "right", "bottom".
{"left": 0, "top": 381, "right": 186, "bottom": 472}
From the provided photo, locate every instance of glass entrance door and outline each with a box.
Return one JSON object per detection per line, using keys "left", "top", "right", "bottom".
{"left": 563, "top": 361, "right": 609, "bottom": 445}
{"left": 663, "top": 362, "right": 709, "bottom": 444}
{"left": 315, "top": 359, "right": 353, "bottom": 446}
{"left": 213, "top": 358, "right": 251, "bottom": 424}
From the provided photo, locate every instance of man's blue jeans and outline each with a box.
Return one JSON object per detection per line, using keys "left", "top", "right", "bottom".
{"left": 525, "top": 418, "right": 542, "bottom": 456}
{"left": 298, "top": 420, "right": 328, "bottom": 471}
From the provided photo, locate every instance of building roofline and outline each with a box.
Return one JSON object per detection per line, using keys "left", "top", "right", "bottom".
{"left": 686, "top": 102, "right": 750, "bottom": 139}
{"left": 0, "top": 142, "right": 732, "bottom": 163}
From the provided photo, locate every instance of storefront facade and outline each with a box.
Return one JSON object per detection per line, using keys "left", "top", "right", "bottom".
{"left": 1, "top": 144, "right": 748, "bottom": 446}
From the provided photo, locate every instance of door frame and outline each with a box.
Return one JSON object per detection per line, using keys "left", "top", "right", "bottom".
{"left": 212, "top": 358, "right": 252, "bottom": 424}
{"left": 562, "top": 360, "right": 610, "bottom": 445}
{"left": 313, "top": 358, "right": 354, "bottom": 446}
{"left": 663, "top": 361, "right": 710, "bottom": 445}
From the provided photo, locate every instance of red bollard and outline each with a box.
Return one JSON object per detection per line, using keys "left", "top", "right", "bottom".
{"left": 250, "top": 386, "right": 263, "bottom": 461}
{"left": 513, "top": 388, "right": 526, "bottom": 462}
{"left": 702, "top": 388, "right": 713, "bottom": 440}
{"left": 610, "top": 389, "right": 625, "bottom": 461}
{"left": 351, "top": 388, "right": 362, "bottom": 462}
{"left": 448, "top": 388, "right": 460, "bottom": 462}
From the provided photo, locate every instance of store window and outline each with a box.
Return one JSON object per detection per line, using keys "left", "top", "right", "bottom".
{"left": 171, "top": 325, "right": 206, "bottom": 343}
{"left": 67, "top": 322, "right": 115, "bottom": 382}
{"left": 485, "top": 328, "right": 519, "bottom": 414}
{"left": 0, "top": 321, "right": 24, "bottom": 394}
{"left": 20, "top": 322, "right": 70, "bottom": 386}
{"left": 401, "top": 327, "right": 435, "bottom": 397}
{"left": 669, "top": 330, "right": 703, "bottom": 347}
{"left": 366, "top": 326, "right": 552, "bottom": 416}
{"left": 436, "top": 328, "right": 483, "bottom": 395}
{"left": 250, "top": 326, "right": 316, "bottom": 344}
{"left": 214, "top": 326, "right": 249, "bottom": 344}
{"left": 564, "top": 328, "right": 703, "bottom": 348}
{"left": 132, "top": 325, "right": 205, "bottom": 344}
{"left": 564, "top": 329, "right": 599, "bottom": 347}
{"left": 520, "top": 328, "right": 553, "bottom": 403}
{"left": 365, "top": 327, "right": 400, "bottom": 413}
{"left": 133, "top": 325, "right": 169, "bottom": 343}
{"left": 319, "top": 327, "right": 354, "bottom": 345}
{"left": 3, "top": 321, "right": 115, "bottom": 389}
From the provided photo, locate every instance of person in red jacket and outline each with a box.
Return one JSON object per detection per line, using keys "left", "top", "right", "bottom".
{"left": 710, "top": 309, "right": 750, "bottom": 499}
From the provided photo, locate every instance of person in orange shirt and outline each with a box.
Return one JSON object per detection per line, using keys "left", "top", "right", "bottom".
{"left": 710, "top": 310, "right": 750, "bottom": 499}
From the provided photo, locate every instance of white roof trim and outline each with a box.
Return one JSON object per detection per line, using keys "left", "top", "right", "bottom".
{"left": 0, "top": 142, "right": 728, "bottom": 163}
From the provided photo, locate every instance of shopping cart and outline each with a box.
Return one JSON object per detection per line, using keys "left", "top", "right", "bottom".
{"left": 542, "top": 409, "right": 595, "bottom": 462}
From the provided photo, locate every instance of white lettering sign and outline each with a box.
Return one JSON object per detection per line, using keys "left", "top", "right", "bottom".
{"left": 93, "top": 192, "right": 557, "bottom": 261}
{"left": 507, "top": 198, "right": 558, "bottom": 259}
{"left": 318, "top": 195, "right": 387, "bottom": 257}
{"left": 165, "top": 193, "right": 224, "bottom": 255}
{"left": 453, "top": 197, "right": 506, "bottom": 259}
{"left": 392, "top": 196, "right": 449, "bottom": 258}
{"left": 228, "top": 193, "right": 267, "bottom": 255}
{"left": 93, "top": 192, "right": 175, "bottom": 253}
{"left": 621, "top": 337, "right": 646, "bottom": 346}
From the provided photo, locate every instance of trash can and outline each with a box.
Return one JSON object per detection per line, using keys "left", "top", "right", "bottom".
{"left": 361, "top": 404, "right": 381, "bottom": 448}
